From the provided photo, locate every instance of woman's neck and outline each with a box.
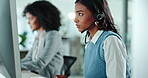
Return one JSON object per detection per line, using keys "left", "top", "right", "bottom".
{"left": 88, "top": 26, "right": 98, "bottom": 39}
{"left": 38, "top": 26, "right": 44, "bottom": 33}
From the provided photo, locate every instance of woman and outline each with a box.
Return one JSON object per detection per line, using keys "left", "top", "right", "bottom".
{"left": 20, "top": 1, "right": 64, "bottom": 78}
{"left": 74, "top": 0, "right": 131, "bottom": 78}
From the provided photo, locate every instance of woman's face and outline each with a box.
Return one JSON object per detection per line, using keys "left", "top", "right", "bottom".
{"left": 74, "top": 2, "right": 95, "bottom": 32}
{"left": 26, "top": 12, "right": 39, "bottom": 31}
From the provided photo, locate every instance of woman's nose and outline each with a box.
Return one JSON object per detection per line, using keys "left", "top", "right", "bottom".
{"left": 74, "top": 17, "right": 78, "bottom": 23}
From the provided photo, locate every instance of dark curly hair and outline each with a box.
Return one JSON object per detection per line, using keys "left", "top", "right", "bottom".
{"left": 23, "top": 0, "right": 61, "bottom": 31}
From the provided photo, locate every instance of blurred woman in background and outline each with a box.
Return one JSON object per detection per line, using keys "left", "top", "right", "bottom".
{"left": 21, "top": 1, "right": 64, "bottom": 78}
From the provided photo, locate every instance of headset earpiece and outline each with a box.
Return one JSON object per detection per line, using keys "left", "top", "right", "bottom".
{"left": 92, "top": 0, "right": 105, "bottom": 21}
{"left": 96, "top": 12, "right": 105, "bottom": 21}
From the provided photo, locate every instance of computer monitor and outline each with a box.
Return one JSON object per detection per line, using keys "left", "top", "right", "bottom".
{"left": 0, "top": 0, "right": 21, "bottom": 78}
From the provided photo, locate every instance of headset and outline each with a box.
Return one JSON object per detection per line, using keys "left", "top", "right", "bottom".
{"left": 92, "top": 0, "right": 105, "bottom": 21}
{"left": 81, "top": 0, "right": 105, "bottom": 33}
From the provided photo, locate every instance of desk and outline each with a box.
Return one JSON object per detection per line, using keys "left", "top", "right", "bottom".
{"left": 22, "top": 70, "right": 46, "bottom": 78}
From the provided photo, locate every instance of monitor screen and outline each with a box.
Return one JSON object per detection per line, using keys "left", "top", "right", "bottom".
{"left": 0, "top": 0, "right": 21, "bottom": 78}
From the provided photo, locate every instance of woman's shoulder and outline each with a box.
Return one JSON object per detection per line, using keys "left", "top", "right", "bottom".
{"left": 45, "top": 30, "right": 61, "bottom": 38}
{"left": 103, "top": 31, "right": 121, "bottom": 39}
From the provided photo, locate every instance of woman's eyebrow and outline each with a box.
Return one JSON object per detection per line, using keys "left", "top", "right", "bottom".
{"left": 75, "top": 10, "right": 84, "bottom": 13}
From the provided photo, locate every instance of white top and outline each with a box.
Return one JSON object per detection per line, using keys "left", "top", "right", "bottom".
{"left": 32, "top": 31, "right": 46, "bottom": 61}
{"left": 91, "top": 30, "right": 126, "bottom": 78}
{"left": 0, "top": 73, "right": 6, "bottom": 78}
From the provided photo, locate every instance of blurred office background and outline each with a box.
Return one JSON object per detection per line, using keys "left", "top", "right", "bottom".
{"left": 16, "top": 0, "right": 148, "bottom": 78}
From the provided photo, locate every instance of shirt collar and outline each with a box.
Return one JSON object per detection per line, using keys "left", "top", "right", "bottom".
{"left": 91, "top": 30, "right": 103, "bottom": 44}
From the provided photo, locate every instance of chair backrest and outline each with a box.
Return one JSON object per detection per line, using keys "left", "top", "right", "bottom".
{"left": 63, "top": 56, "right": 77, "bottom": 76}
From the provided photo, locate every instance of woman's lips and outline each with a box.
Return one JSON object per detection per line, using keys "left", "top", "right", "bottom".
{"left": 76, "top": 24, "right": 80, "bottom": 28}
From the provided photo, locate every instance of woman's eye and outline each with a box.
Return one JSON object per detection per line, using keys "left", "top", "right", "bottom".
{"left": 79, "top": 13, "right": 83, "bottom": 16}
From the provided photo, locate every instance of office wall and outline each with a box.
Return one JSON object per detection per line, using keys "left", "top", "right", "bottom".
{"left": 131, "top": 0, "right": 148, "bottom": 78}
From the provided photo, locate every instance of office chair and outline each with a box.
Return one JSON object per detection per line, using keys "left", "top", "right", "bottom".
{"left": 62, "top": 56, "right": 77, "bottom": 77}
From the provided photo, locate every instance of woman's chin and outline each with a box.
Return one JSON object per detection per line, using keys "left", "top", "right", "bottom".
{"left": 79, "top": 30, "right": 82, "bottom": 32}
{"left": 31, "top": 27, "right": 36, "bottom": 31}
{"left": 31, "top": 28, "right": 34, "bottom": 31}
{"left": 31, "top": 28, "right": 36, "bottom": 31}
{"left": 78, "top": 29, "right": 82, "bottom": 32}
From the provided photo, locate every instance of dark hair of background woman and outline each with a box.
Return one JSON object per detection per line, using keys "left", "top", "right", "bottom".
{"left": 23, "top": 0, "right": 61, "bottom": 31}
{"left": 75, "top": 0, "right": 120, "bottom": 43}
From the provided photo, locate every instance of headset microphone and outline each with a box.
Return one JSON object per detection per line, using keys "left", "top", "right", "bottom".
{"left": 81, "top": 21, "right": 95, "bottom": 33}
